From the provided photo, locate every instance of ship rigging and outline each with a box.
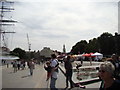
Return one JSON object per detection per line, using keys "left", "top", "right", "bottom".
{"left": 0, "top": 0, "right": 17, "bottom": 49}
{"left": 0, "top": 0, "right": 19, "bottom": 61}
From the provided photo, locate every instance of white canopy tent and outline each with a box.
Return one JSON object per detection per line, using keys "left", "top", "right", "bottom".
{"left": 0, "top": 56, "right": 19, "bottom": 60}
{"left": 91, "top": 52, "right": 103, "bottom": 61}
{"left": 0, "top": 55, "right": 19, "bottom": 66}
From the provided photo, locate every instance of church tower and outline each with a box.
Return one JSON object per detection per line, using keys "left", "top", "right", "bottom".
{"left": 63, "top": 44, "right": 66, "bottom": 53}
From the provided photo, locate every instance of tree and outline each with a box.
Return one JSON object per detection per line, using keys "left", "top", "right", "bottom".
{"left": 114, "top": 32, "right": 120, "bottom": 55}
{"left": 10, "top": 48, "right": 26, "bottom": 59}
{"left": 71, "top": 40, "right": 87, "bottom": 54}
{"left": 70, "top": 32, "right": 120, "bottom": 56}
{"left": 86, "top": 38, "right": 99, "bottom": 53}
{"left": 98, "top": 32, "right": 115, "bottom": 55}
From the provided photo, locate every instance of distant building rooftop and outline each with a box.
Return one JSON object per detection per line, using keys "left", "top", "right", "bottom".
{"left": 40, "top": 47, "right": 54, "bottom": 58}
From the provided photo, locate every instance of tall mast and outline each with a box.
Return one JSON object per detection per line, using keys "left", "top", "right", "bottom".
{"left": 27, "top": 33, "right": 31, "bottom": 60}
{"left": 27, "top": 33, "right": 31, "bottom": 52}
{"left": 0, "top": 0, "right": 16, "bottom": 49}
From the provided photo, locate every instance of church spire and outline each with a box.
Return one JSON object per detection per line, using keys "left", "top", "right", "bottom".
{"left": 63, "top": 44, "right": 66, "bottom": 53}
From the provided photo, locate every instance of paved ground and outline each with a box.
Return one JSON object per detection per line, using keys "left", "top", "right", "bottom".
{"left": 2, "top": 61, "right": 101, "bottom": 89}
{"left": 2, "top": 64, "right": 66, "bottom": 88}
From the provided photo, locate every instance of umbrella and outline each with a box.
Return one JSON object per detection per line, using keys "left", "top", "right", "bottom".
{"left": 82, "top": 53, "right": 94, "bottom": 57}
{"left": 82, "top": 53, "right": 91, "bottom": 57}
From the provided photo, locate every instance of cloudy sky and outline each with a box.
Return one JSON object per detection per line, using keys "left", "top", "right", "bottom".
{"left": 3, "top": 0, "right": 119, "bottom": 52}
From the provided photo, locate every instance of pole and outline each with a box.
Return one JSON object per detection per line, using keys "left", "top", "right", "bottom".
{"left": 27, "top": 33, "right": 31, "bottom": 60}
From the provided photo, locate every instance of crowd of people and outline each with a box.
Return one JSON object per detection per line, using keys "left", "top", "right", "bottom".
{"left": 43, "top": 53, "right": 120, "bottom": 90}
{"left": 3, "top": 53, "right": 120, "bottom": 90}
{"left": 12, "top": 60, "right": 26, "bottom": 72}
{"left": 12, "top": 59, "right": 35, "bottom": 75}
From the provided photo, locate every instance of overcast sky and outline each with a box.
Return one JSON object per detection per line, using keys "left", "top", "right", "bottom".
{"left": 3, "top": 0, "right": 119, "bottom": 52}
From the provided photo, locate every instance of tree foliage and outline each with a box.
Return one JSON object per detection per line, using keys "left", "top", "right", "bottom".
{"left": 86, "top": 38, "right": 99, "bottom": 53}
{"left": 71, "top": 32, "right": 120, "bottom": 55}
{"left": 10, "top": 48, "right": 26, "bottom": 59}
{"left": 71, "top": 40, "right": 87, "bottom": 54}
{"left": 98, "top": 32, "right": 114, "bottom": 55}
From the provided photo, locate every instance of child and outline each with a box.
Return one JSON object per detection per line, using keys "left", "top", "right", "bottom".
{"left": 44, "top": 61, "right": 52, "bottom": 81}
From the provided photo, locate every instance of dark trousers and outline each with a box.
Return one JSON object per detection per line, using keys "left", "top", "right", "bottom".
{"left": 66, "top": 75, "right": 73, "bottom": 88}
{"left": 66, "top": 70, "right": 73, "bottom": 88}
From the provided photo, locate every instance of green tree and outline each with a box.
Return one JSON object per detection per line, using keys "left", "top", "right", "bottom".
{"left": 10, "top": 48, "right": 26, "bottom": 59}
{"left": 114, "top": 32, "right": 120, "bottom": 55}
{"left": 70, "top": 32, "right": 120, "bottom": 56}
{"left": 98, "top": 32, "right": 114, "bottom": 55}
{"left": 71, "top": 40, "right": 87, "bottom": 54}
{"left": 86, "top": 38, "right": 99, "bottom": 53}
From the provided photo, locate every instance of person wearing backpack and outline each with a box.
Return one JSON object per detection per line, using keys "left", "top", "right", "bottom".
{"left": 50, "top": 54, "right": 59, "bottom": 90}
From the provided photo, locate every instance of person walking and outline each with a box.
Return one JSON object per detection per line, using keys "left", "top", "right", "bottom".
{"left": 50, "top": 54, "right": 59, "bottom": 90}
{"left": 17, "top": 60, "right": 21, "bottom": 70}
{"left": 29, "top": 60, "right": 35, "bottom": 76}
{"left": 64, "top": 55, "right": 74, "bottom": 89}
{"left": 13, "top": 60, "right": 17, "bottom": 73}
{"left": 99, "top": 61, "right": 120, "bottom": 90}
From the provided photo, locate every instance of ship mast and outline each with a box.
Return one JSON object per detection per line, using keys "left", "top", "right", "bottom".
{"left": 0, "top": 0, "right": 16, "bottom": 49}
{"left": 27, "top": 33, "right": 31, "bottom": 52}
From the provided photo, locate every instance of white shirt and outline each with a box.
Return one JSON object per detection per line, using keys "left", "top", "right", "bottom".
{"left": 51, "top": 59, "right": 58, "bottom": 78}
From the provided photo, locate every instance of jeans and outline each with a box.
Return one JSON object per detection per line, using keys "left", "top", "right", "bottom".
{"left": 30, "top": 68, "right": 33, "bottom": 75}
{"left": 50, "top": 77, "right": 57, "bottom": 90}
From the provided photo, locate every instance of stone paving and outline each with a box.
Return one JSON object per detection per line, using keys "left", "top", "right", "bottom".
{"left": 2, "top": 64, "right": 66, "bottom": 88}
{"left": 2, "top": 61, "right": 102, "bottom": 89}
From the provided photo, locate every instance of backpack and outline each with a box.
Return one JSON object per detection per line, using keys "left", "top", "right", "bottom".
{"left": 55, "top": 60, "right": 59, "bottom": 72}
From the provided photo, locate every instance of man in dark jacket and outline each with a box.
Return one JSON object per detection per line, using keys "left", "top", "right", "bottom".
{"left": 64, "top": 55, "right": 74, "bottom": 89}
